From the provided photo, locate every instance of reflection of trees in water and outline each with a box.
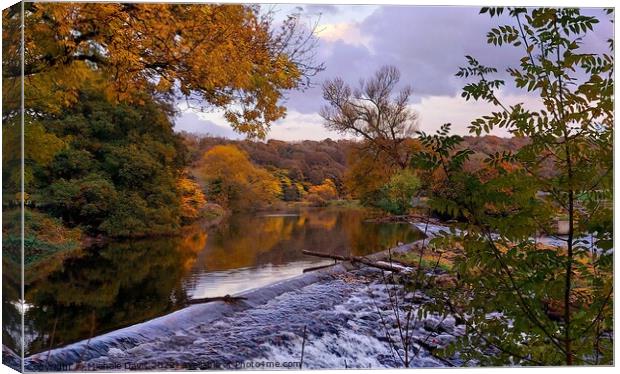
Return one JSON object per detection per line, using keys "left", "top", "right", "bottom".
{"left": 2, "top": 258, "right": 21, "bottom": 354}
{"left": 198, "top": 213, "right": 303, "bottom": 271}
{"left": 23, "top": 230, "right": 206, "bottom": 355}
{"left": 303, "top": 209, "right": 338, "bottom": 231}
{"left": 295, "top": 208, "right": 423, "bottom": 257}
{"left": 199, "top": 208, "right": 423, "bottom": 269}
{"left": 21, "top": 208, "right": 423, "bottom": 356}
{"left": 199, "top": 210, "right": 343, "bottom": 271}
{"left": 346, "top": 220, "right": 425, "bottom": 256}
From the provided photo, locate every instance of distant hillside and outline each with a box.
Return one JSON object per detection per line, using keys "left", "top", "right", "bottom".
{"left": 182, "top": 134, "right": 354, "bottom": 189}
{"left": 181, "top": 133, "right": 533, "bottom": 188}
{"left": 461, "top": 135, "right": 530, "bottom": 154}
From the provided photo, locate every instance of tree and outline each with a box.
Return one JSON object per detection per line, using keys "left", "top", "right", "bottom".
{"left": 197, "top": 145, "right": 282, "bottom": 211}
{"left": 305, "top": 178, "right": 338, "bottom": 206}
{"left": 376, "top": 169, "right": 420, "bottom": 215}
{"left": 417, "top": 8, "right": 613, "bottom": 365}
{"left": 2, "top": 3, "right": 323, "bottom": 138}
{"left": 343, "top": 144, "right": 397, "bottom": 205}
{"left": 2, "top": 121, "right": 65, "bottom": 193}
{"left": 2, "top": 2, "right": 324, "bottom": 242}
{"left": 182, "top": 134, "right": 353, "bottom": 190}
{"left": 38, "top": 87, "right": 188, "bottom": 237}
{"left": 410, "top": 123, "right": 475, "bottom": 221}
{"left": 177, "top": 173, "right": 208, "bottom": 223}
{"left": 321, "top": 66, "right": 419, "bottom": 169}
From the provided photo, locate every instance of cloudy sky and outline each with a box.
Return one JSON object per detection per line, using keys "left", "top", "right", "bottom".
{"left": 174, "top": 4, "right": 613, "bottom": 140}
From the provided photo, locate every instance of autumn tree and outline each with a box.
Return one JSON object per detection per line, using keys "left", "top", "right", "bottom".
{"left": 376, "top": 169, "right": 420, "bottom": 215}
{"left": 183, "top": 134, "right": 353, "bottom": 189}
{"left": 197, "top": 145, "right": 282, "bottom": 211}
{"left": 321, "top": 66, "right": 418, "bottom": 169}
{"left": 2, "top": 3, "right": 323, "bottom": 138}
{"left": 2, "top": 2, "right": 323, "bottom": 240}
{"left": 177, "top": 173, "right": 208, "bottom": 223}
{"left": 416, "top": 8, "right": 613, "bottom": 366}
{"left": 343, "top": 145, "right": 398, "bottom": 204}
{"left": 305, "top": 178, "right": 338, "bottom": 206}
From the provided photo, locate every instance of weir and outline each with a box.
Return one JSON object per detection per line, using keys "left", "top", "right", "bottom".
{"left": 24, "top": 241, "right": 429, "bottom": 370}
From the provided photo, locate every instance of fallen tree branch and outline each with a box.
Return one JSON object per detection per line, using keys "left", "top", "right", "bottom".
{"left": 302, "top": 250, "right": 407, "bottom": 272}
{"left": 186, "top": 294, "right": 248, "bottom": 305}
{"left": 303, "top": 263, "right": 336, "bottom": 273}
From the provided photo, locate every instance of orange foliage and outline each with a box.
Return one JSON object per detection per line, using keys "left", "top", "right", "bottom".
{"left": 177, "top": 173, "right": 207, "bottom": 222}
{"left": 344, "top": 145, "right": 398, "bottom": 202}
{"left": 197, "top": 145, "right": 282, "bottom": 211}
{"left": 305, "top": 179, "right": 338, "bottom": 206}
{"left": 3, "top": 3, "right": 316, "bottom": 137}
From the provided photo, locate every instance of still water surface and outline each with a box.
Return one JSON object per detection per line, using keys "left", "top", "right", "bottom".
{"left": 21, "top": 208, "right": 423, "bottom": 355}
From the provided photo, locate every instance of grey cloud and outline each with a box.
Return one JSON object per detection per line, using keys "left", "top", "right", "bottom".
{"left": 284, "top": 6, "right": 613, "bottom": 115}
{"left": 361, "top": 6, "right": 516, "bottom": 96}
{"left": 284, "top": 6, "right": 518, "bottom": 114}
{"left": 173, "top": 112, "right": 243, "bottom": 139}
{"left": 282, "top": 40, "right": 381, "bottom": 114}
{"left": 302, "top": 4, "right": 340, "bottom": 15}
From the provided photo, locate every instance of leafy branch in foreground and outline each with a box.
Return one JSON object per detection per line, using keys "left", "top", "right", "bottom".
{"left": 416, "top": 7, "right": 613, "bottom": 366}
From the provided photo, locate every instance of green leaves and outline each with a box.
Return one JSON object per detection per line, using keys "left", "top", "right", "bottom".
{"left": 480, "top": 7, "right": 505, "bottom": 17}
{"left": 487, "top": 25, "right": 521, "bottom": 46}
{"left": 455, "top": 56, "right": 499, "bottom": 78}
{"left": 426, "top": 7, "right": 614, "bottom": 366}
{"left": 375, "top": 169, "right": 421, "bottom": 215}
{"left": 456, "top": 56, "right": 504, "bottom": 108}
{"left": 34, "top": 86, "right": 187, "bottom": 237}
{"left": 412, "top": 124, "right": 473, "bottom": 173}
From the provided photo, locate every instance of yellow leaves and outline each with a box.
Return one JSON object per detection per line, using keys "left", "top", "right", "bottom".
{"left": 197, "top": 145, "right": 281, "bottom": 210}
{"left": 24, "top": 62, "right": 101, "bottom": 115}
{"left": 155, "top": 77, "right": 173, "bottom": 93}
{"left": 177, "top": 173, "right": 207, "bottom": 222}
{"left": 305, "top": 178, "right": 338, "bottom": 206}
{"left": 24, "top": 122, "right": 66, "bottom": 165}
{"left": 2, "top": 119, "right": 66, "bottom": 191}
{"left": 199, "top": 145, "right": 251, "bottom": 181}
{"left": 7, "top": 3, "right": 311, "bottom": 136}
{"left": 344, "top": 144, "right": 398, "bottom": 200}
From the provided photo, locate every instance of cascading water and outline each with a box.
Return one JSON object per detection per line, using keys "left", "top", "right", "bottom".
{"left": 25, "top": 266, "right": 462, "bottom": 370}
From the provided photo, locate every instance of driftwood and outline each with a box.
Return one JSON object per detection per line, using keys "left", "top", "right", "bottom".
{"left": 302, "top": 263, "right": 336, "bottom": 273}
{"left": 186, "top": 294, "right": 248, "bottom": 305}
{"left": 302, "top": 250, "right": 406, "bottom": 273}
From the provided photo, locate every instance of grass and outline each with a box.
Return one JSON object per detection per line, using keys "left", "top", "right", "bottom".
{"left": 394, "top": 249, "right": 454, "bottom": 272}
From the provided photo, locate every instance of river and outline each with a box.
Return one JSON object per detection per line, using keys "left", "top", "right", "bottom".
{"left": 19, "top": 207, "right": 424, "bottom": 357}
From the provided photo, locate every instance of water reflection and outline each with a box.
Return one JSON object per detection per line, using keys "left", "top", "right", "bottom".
{"left": 186, "top": 208, "right": 423, "bottom": 298}
{"left": 23, "top": 232, "right": 206, "bottom": 356}
{"left": 2, "top": 257, "right": 22, "bottom": 363}
{"left": 23, "top": 208, "right": 422, "bottom": 356}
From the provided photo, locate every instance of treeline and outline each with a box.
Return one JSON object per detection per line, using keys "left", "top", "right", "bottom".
{"left": 184, "top": 135, "right": 349, "bottom": 210}
{"left": 183, "top": 134, "right": 352, "bottom": 187}
{"left": 181, "top": 133, "right": 536, "bottom": 212}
